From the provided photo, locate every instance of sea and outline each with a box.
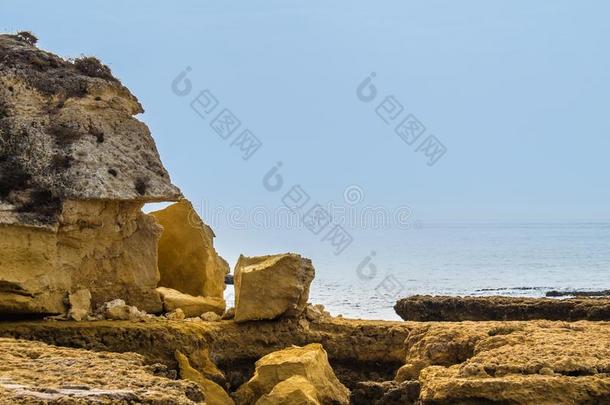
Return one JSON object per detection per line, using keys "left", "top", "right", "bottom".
{"left": 226, "top": 222, "right": 610, "bottom": 321}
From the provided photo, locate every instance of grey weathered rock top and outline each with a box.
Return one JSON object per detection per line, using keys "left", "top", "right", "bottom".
{"left": 0, "top": 33, "right": 181, "bottom": 226}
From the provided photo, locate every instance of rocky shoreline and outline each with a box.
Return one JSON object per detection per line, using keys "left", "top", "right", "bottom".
{"left": 1, "top": 33, "right": 610, "bottom": 404}
{"left": 395, "top": 295, "right": 610, "bottom": 322}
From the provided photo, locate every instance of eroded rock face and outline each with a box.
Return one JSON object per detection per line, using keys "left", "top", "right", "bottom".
{"left": 0, "top": 200, "right": 164, "bottom": 315}
{"left": 255, "top": 376, "right": 320, "bottom": 405}
{"left": 151, "top": 200, "right": 228, "bottom": 299}
{"left": 394, "top": 295, "right": 610, "bottom": 321}
{"left": 0, "top": 34, "right": 180, "bottom": 227}
{"left": 0, "top": 34, "right": 181, "bottom": 316}
{"left": 234, "top": 343, "right": 350, "bottom": 405}
{"left": 0, "top": 337, "right": 203, "bottom": 404}
{"left": 234, "top": 253, "right": 314, "bottom": 322}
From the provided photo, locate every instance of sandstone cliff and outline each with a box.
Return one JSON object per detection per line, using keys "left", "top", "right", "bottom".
{"left": 0, "top": 33, "right": 181, "bottom": 315}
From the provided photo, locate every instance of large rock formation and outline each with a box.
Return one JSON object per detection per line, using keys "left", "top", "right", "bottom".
{"left": 394, "top": 294, "right": 610, "bottom": 321}
{"left": 234, "top": 253, "right": 314, "bottom": 322}
{"left": 151, "top": 200, "right": 228, "bottom": 299}
{"left": 0, "top": 34, "right": 181, "bottom": 315}
{"left": 234, "top": 343, "right": 350, "bottom": 405}
{"left": 0, "top": 337, "right": 203, "bottom": 403}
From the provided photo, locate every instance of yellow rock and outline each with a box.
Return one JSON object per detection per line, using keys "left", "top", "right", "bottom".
{"left": 255, "top": 376, "right": 320, "bottom": 405}
{"left": 157, "top": 287, "right": 225, "bottom": 317}
{"left": 419, "top": 367, "right": 610, "bottom": 404}
{"left": 151, "top": 200, "right": 228, "bottom": 298}
{"left": 0, "top": 200, "right": 163, "bottom": 315}
{"left": 234, "top": 343, "right": 349, "bottom": 405}
{"left": 234, "top": 253, "right": 315, "bottom": 322}
{"left": 175, "top": 350, "right": 234, "bottom": 405}
{"left": 402, "top": 320, "right": 610, "bottom": 403}
{"left": 189, "top": 347, "right": 227, "bottom": 386}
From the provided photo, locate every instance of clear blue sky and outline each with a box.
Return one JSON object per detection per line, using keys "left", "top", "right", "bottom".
{"left": 2, "top": 1, "right": 609, "bottom": 264}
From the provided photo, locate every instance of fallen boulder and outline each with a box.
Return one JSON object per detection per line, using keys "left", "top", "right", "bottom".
{"left": 157, "top": 287, "right": 225, "bottom": 318}
{"left": 234, "top": 343, "right": 349, "bottom": 405}
{"left": 0, "top": 34, "right": 181, "bottom": 316}
{"left": 151, "top": 200, "right": 229, "bottom": 299}
{"left": 409, "top": 321, "right": 610, "bottom": 404}
{"left": 394, "top": 295, "right": 610, "bottom": 321}
{"left": 176, "top": 350, "right": 234, "bottom": 405}
{"left": 234, "top": 253, "right": 314, "bottom": 322}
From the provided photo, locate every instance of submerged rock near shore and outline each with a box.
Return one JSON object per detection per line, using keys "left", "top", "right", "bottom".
{"left": 394, "top": 294, "right": 610, "bottom": 321}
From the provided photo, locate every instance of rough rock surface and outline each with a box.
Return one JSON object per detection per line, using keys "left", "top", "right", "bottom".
{"left": 0, "top": 317, "right": 410, "bottom": 392}
{"left": 394, "top": 294, "right": 610, "bottom": 321}
{"left": 255, "top": 376, "right": 320, "bottom": 405}
{"left": 157, "top": 287, "right": 225, "bottom": 318}
{"left": 234, "top": 253, "right": 314, "bottom": 322}
{"left": 0, "top": 200, "right": 164, "bottom": 315}
{"left": 67, "top": 288, "right": 91, "bottom": 321}
{"left": 398, "top": 320, "right": 610, "bottom": 404}
{"left": 0, "top": 33, "right": 180, "bottom": 227}
{"left": 2, "top": 317, "right": 609, "bottom": 403}
{"left": 0, "top": 34, "right": 181, "bottom": 316}
{"left": 350, "top": 380, "right": 420, "bottom": 405}
{"left": 151, "top": 200, "right": 228, "bottom": 299}
{"left": 234, "top": 343, "right": 350, "bottom": 405}
{"left": 176, "top": 350, "right": 234, "bottom": 405}
{"left": 0, "top": 337, "right": 203, "bottom": 404}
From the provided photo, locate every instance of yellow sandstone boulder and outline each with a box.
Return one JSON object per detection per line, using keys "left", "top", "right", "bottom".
{"left": 234, "top": 253, "right": 315, "bottom": 322}
{"left": 151, "top": 200, "right": 228, "bottom": 299}
{"left": 175, "top": 350, "right": 234, "bottom": 405}
{"left": 234, "top": 343, "right": 349, "bottom": 405}
{"left": 156, "top": 287, "right": 225, "bottom": 317}
{"left": 255, "top": 376, "right": 320, "bottom": 405}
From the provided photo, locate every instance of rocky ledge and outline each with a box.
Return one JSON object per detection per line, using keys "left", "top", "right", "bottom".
{"left": 394, "top": 294, "right": 610, "bottom": 321}
{"left": 0, "top": 337, "right": 203, "bottom": 403}
{"left": 1, "top": 318, "right": 610, "bottom": 404}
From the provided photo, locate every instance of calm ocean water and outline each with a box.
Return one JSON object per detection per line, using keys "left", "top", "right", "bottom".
{"left": 225, "top": 222, "right": 610, "bottom": 321}
{"left": 308, "top": 222, "right": 610, "bottom": 320}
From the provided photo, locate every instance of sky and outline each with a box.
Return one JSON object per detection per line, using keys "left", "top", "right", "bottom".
{"left": 1, "top": 1, "right": 609, "bottom": 268}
